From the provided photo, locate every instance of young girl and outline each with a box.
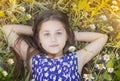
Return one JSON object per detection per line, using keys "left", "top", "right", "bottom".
{"left": 3, "top": 10, "right": 108, "bottom": 81}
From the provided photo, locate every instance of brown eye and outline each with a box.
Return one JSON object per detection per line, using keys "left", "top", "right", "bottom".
{"left": 44, "top": 33, "right": 50, "bottom": 36}
{"left": 56, "top": 32, "right": 62, "bottom": 35}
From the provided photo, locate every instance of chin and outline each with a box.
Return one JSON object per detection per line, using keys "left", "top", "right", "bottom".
{"left": 49, "top": 52, "right": 59, "bottom": 54}
{"left": 44, "top": 48, "right": 62, "bottom": 55}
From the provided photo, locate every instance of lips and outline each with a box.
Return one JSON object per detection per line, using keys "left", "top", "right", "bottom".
{"left": 50, "top": 44, "right": 59, "bottom": 47}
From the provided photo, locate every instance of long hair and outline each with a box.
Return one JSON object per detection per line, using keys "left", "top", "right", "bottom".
{"left": 13, "top": 10, "right": 75, "bottom": 79}
{"left": 32, "top": 9, "right": 75, "bottom": 55}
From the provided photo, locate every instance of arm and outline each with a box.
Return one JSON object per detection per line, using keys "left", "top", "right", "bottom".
{"left": 74, "top": 31, "right": 108, "bottom": 72}
{"left": 2, "top": 24, "right": 33, "bottom": 60}
{"left": 3, "top": 24, "right": 33, "bottom": 36}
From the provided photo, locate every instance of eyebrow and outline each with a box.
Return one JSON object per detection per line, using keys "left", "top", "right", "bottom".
{"left": 42, "top": 29, "right": 63, "bottom": 33}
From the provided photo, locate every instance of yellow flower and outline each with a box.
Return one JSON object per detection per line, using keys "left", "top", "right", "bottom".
{"left": 83, "top": 73, "right": 94, "bottom": 81}
{"left": 107, "top": 68, "right": 114, "bottom": 73}
{"left": 2, "top": 70, "right": 8, "bottom": 77}
{"left": 7, "top": 58, "right": 14, "bottom": 65}
{"left": 96, "top": 64, "right": 106, "bottom": 70}
{"left": 68, "top": 46, "right": 76, "bottom": 52}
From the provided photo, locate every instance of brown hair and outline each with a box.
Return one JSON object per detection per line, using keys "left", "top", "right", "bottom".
{"left": 13, "top": 9, "right": 75, "bottom": 79}
{"left": 32, "top": 10, "right": 75, "bottom": 55}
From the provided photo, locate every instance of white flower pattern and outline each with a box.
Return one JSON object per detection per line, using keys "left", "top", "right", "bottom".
{"left": 32, "top": 52, "right": 81, "bottom": 81}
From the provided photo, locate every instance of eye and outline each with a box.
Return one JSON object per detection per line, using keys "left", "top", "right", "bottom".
{"left": 44, "top": 33, "right": 50, "bottom": 36}
{"left": 56, "top": 31, "right": 62, "bottom": 35}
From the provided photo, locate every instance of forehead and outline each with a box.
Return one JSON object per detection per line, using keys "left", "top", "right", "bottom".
{"left": 40, "top": 20, "right": 65, "bottom": 32}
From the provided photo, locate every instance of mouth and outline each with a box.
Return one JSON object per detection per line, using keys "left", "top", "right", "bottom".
{"left": 50, "top": 44, "right": 59, "bottom": 47}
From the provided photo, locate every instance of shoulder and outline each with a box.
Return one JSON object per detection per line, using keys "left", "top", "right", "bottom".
{"left": 29, "top": 54, "right": 43, "bottom": 70}
{"left": 32, "top": 54, "right": 43, "bottom": 61}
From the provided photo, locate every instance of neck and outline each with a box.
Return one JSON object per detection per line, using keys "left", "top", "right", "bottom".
{"left": 47, "top": 52, "right": 63, "bottom": 59}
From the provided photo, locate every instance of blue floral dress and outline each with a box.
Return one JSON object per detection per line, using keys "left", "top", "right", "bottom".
{"left": 32, "top": 52, "right": 81, "bottom": 81}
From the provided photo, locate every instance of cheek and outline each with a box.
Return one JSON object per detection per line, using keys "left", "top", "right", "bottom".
{"left": 39, "top": 40, "right": 49, "bottom": 52}
{"left": 59, "top": 37, "right": 67, "bottom": 47}
{"left": 39, "top": 35, "right": 47, "bottom": 49}
{"left": 39, "top": 37, "right": 48, "bottom": 47}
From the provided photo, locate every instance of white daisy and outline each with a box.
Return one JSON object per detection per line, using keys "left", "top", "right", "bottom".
{"left": 89, "top": 24, "right": 96, "bottom": 30}
{"left": 83, "top": 73, "right": 94, "bottom": 81}
{"left": 107, "top": 68, "right": 114, "bottom": 73}
{"left": 7, "top": 58, "right": 14, "bottom": 65}
{"left": 103, "top": 54, "right": 110, "bottom": 62}
{"left": 68, "top": 46, "right": 76, "bottom": 52}
{"left": 107, "top": 26, "right": 114, "bottom": 31}
{"left": 2, "top": 70, "right": 8, "bottom": 77}
{"left": 99, "top": 14, "right": 107, "bottom": 21}
{"left": 96, "top": 64, "right": 106, "bottom": 70}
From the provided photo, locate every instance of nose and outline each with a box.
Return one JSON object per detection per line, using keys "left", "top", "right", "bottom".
{"left": 51, "top": 35, "right": 57, "bottom": 42}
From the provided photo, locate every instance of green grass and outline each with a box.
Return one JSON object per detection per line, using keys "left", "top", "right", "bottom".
{"left": 0, "top": 0, "right": 120, "bottom": 81}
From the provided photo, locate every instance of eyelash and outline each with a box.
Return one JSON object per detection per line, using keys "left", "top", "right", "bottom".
{"left": 56, "top": 32, "right": 62, "bottom": 35}
{"left": 44, "top": 33, "right": 50, "bottom": 36}
{"left": 43, "top": 32, "right": 62, "bottom": 36}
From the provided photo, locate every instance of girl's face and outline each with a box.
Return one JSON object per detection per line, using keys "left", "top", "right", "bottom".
{"left": 39, "top": 20, "right": 67, "bottom": 57}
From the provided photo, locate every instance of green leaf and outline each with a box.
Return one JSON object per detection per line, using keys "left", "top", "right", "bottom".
{"left": 106, "top": 60, "right": 114, "bottom": 68}
{"left": 103, "top": 71, "right": 112, "bottom": 80}
{"left": 0, "top": 67, "right": 3, "bottom": 72}
{"left": 25, "top": 73, "right": 30, "bottom": 81}
{"left": 114, "top": 70, "right": 120, "bottom": 78}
